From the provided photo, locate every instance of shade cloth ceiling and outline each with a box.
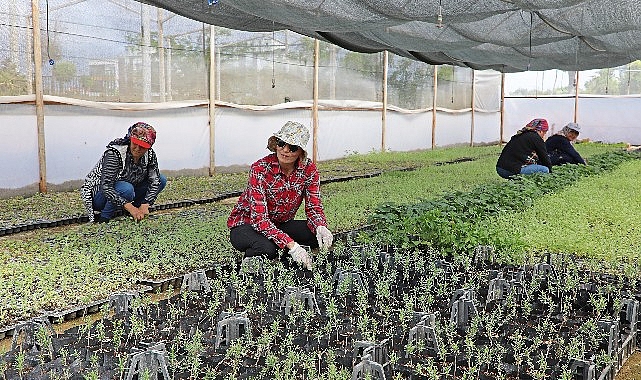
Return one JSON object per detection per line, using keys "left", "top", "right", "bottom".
{"left": 136, "top": 0, "right": 641, "bottom": 72}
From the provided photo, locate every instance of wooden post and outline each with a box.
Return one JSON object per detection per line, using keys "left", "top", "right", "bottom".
{"left": 381, "top": 51, "right": 388, "bottom": 152}
{"left": 312, "top": 39, "right": 319, "bottom": 163}
{"left": 208, "top": 25, "right": 216, "bottom": 176}
{"left": 431, "top": 65, "right": 438, "bottom": 149}
{"left": 470, "top": 70, "right": 475, "bottom": 147}
{"left": 500, "top": 72, "right": 506, "bottom": 144}
{"left": 574, "top": 71, "right": 579, "bottom": 123}
{"left": 31, "top": 0, "right": 47, "bottom": 193}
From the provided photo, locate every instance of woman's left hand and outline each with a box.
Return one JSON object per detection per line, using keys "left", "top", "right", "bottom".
{"left": 139, "top": 203, "right": 150, "bottom": 218}
{"left": 316, "top": 226, "right": 333, "bottom": 249}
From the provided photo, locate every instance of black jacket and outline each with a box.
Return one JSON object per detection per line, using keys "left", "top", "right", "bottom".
{"left": 496, "top": 130, "right": 552, "bottom": 175}
{"left": 545, "top": 134, "right": 586, "bottom": 165}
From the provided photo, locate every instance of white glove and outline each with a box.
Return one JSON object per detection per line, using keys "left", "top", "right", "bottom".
{"left": 316, "top": 225, "right": 333, "bottom": 249}
{"left": 289, "top": 242, "right": 312, "bottom": 270}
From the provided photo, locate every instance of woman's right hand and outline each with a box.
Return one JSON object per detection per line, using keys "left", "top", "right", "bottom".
{"left": 288, "top": 242, "right": 312, "bottom": 270}
{"left": 124, "top": 203, "right": 146, "bottom": 222}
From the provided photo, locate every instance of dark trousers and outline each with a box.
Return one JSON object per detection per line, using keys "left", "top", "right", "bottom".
{"left": 229, "top": 220, "right": 318, "bottom": 260}
{"left": 93, "top": 174, "right": 167, "bottom": 220}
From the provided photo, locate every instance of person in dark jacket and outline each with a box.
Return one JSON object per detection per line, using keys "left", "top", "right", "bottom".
{"left": 81, "top": 122, "right": 167, "bottom": 223}
{"left": 496, "top": 118, "right": 553, "bottom": 179}
{"left": 545, "top": 122, "right": 586, "bottom": 166}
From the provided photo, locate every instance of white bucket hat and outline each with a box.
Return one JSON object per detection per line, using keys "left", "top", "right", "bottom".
{"left": 271, "top": 121, "right": 310, "bottom": 149}
{"left": 565, "top": 122, "right": 581, "bottom": 133}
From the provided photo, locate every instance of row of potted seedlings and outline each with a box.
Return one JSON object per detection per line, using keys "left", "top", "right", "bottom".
{"left": 1, "top": 241, "right": 639, "bottom": 379}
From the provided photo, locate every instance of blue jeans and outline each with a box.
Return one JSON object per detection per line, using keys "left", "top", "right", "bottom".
{"left": 520, "top": 164, "right": 550, "bottom": 175}
{"left": 496, "top": 166, "right": 515, "bottom": 179}
{"left": 93, "top": 174, "right": 167, "bottom": 220}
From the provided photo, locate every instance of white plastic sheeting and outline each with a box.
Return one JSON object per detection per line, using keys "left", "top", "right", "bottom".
{"left": 385, "top": 112, "right": 432, "bottom": 152}
{"left": 315, "top": 110, "right": 383, "bottom": 160}
{"left": 502, "top": 96, "right": 641, "bottom": 144}
{"left": 472, "top": 113, "right": 503, "bottom": 145}
{"left": 574, "top": 97, "right": 641, "bottom": 144}
{"left": 504, "top": 97, "right": 576, "bottom": 139}
{"left": 2, "top": 95, "right": 640, "bottom": 191}
{"left": 474, "top": 71, "right": 502, "bottom": 112}
{"left": 434, "top": 113, "right": 473, "bottom": 147}
{"left": 1, "top": 104, "right": 39, "bottom": 189}
{"left": 45, "top": 106, "right": 210, "bottom": 185}
{"left": 214, "top": 107, "right": 310, "bottom": 166}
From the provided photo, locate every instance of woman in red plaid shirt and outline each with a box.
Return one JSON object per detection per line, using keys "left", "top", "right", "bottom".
{"left": 227, "top": 121, "right": 333, "bottom": 270}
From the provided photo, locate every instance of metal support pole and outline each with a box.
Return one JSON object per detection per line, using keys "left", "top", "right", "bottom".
{"left": 312, "top": 39, "right": 319, "bottom": 163}
{"left": 31, "top": 0, "right": 47, "bottom": 193}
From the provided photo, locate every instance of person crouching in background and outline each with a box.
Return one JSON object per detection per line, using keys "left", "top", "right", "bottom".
{"left": 546, "top": 122, "right": 586, "bottom": 166}
{"left": 496, "top": 118, "right": 553, "bottom": 179}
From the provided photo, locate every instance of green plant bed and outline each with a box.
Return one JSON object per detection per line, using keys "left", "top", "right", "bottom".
{"left": 0, "top": 204, "right": 236, "bottom": 328}
{"left": 364, "top": 149, "right": 640, "bottom": 268}
{"left": 319, "top": 155, "right": 503, "bottom": 231}
{"left": 0, "top": 143, "right": 628, "bottom": 329}
{"left": 0, "top": 145, "right": 503, "bottom": 229}
{"left": 487, "top": 159, "right": 641, "bottom": 265}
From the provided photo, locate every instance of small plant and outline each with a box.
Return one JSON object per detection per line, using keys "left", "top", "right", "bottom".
{"left": 185, "top": 328, "right": 204, "bottom": 379}
{"left": 15, "top": 350, "right": 25, "bottom": 380}
{"left": 83, "top": 370, "right": 99, "bottom": 380}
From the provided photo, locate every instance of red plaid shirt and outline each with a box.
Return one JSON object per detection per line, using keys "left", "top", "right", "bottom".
{"left": 227, "top": 153, "right": 328, "bottom": 248}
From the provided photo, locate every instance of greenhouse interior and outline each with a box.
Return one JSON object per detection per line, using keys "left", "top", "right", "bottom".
{"left": 2, "top": 0, "right": 641, "bottom": 379}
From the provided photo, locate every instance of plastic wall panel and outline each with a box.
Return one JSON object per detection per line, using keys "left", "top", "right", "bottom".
{"left": 314, "top": 110, "right": 382, "bottom": 161}
{"left": 0, "top": 104, "right": 39, "bottom": 188}
{"left": 472, "top": 113, "right": 501, "bottom": 144}
{"left": 3, "top": 95, "right": 641, "bottom": 191}
{"left": 44, "top": 106, "right": 210, "bottom": 184}
{"left": 577, "top": 97, "right": 641, "bottom": 145}
{"left": 214, "top": 107, "right": 311, "bottom": 167}
{"left": 474, "top": 70, "right": 501, "bottom": 112}
{"left": 385, "top": 112, "right": 431, "bottom": 152}
{"left": 434, "top": 113, "right": 472, "bottom": 147}
{"left": 504, "top": 97, "right": 575, "bottom": 139}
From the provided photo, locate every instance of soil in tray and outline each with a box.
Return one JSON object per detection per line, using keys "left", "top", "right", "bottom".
{"left": 616, "top": 350, "right": 641, "bottom": 380}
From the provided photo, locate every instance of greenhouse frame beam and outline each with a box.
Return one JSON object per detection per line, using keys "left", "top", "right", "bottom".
{"left": 381, "top": 51, "right": 388, "bottom": 152}
{"left": 208, "top": 25, "right": 216, "bottom": 175}
{"left": 574, "top": 71, "right": 579, "bottom": 124}
{"left": 431, "top": 65, "right": 437, "bottom": 150}
{"left": 31, "top": 0, "right": 47, "bottom": 193}
{"left": 470, "top": 70, "right": 475, "bottom": 147}
{"left": 312, "top": 38, "right": 319, "bottom": 163}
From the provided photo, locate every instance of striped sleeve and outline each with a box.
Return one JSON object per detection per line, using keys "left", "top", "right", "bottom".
{"left": 143, "top": 150, "right": 162, "bottom": 205}
{"left": 99, "top": 150, "right": 128, "bottom": 207}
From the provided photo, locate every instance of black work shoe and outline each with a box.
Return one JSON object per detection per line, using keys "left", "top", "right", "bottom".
{"left": 95, "top": 216, "right": 110, "bottom": 223}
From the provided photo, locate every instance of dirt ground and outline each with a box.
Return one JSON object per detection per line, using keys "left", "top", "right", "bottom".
{"left": 617, "top": 351, "right": 641, "bottom": 380}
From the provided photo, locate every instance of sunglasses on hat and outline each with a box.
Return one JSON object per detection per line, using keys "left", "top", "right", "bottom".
{"left": 276, "top": 138, "right": 300, "bottom": 152}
